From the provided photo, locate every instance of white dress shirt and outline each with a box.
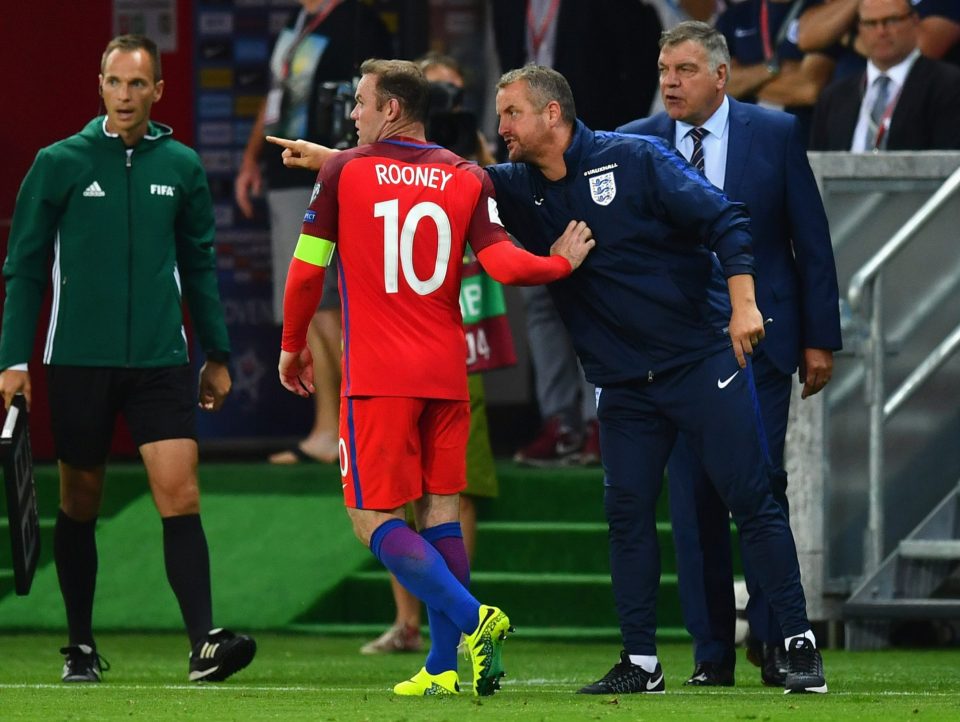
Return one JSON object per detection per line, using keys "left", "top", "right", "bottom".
{"left": 674, "top": 94, "right": 730, "bottom": 190}
{"left": 851, "top": 48, "right": 921, "bottom": 152}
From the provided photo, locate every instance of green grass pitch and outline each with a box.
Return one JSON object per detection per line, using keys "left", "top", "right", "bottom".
{"left": 2, "top": 634, "right": 959, "bottom": 721}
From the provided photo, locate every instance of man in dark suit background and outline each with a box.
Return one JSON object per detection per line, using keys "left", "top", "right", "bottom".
{"left": 810, "top": 0, "right": 960, "bottom": 150}
{"left": 490, "top": 0, "right": 663, "bottom": 466}
{"left": 491, "top": 0, "right": 662, "bottom": 133}
{"left": 619, "top": 21, "right": 842, "bottom": 688}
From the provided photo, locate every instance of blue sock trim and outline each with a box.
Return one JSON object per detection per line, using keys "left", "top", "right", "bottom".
{"left": 421, "top": 521, "right": 463, "bottom": 544}
{"left": 369, "top": 518, "right": 407, "bottom": 562}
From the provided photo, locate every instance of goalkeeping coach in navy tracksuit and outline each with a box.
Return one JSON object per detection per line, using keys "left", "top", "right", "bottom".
{"left": 489, "top": 65, "right": 827, "bottom": 695}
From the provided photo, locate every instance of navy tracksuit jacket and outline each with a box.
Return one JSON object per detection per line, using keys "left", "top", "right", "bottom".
{"left": 488, "top": 121, "right": 753, "bottom": 385}
{"left": 487, "top": 121, "right": 809, "bottom": 654}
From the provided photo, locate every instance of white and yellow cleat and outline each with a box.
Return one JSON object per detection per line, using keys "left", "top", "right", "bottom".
{"left": 393, "top": 667, "right": 460, "bottom": 696}
{"left": 465, "top": 604, "right": 513, "bottom": 696}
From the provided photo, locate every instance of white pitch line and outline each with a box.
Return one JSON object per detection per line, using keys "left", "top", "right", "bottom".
{"left": 0, "top": 683, "right": 957, "bottom": 697}
{"left": 0, "top": 684, "right": 367, "bottom": 693}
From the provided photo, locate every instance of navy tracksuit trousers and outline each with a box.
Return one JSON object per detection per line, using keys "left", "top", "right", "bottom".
{"left": 668, "top": 348, "right": 792, "bottom": 665}
{"left": 597, "top": 348, "right": 807, "bottom": 655}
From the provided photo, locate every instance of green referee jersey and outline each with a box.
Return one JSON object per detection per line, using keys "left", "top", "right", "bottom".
{"left": 0, "top": 116, "right": 229, "bottom": 369}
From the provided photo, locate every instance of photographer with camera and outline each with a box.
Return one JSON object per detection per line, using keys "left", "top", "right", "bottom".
{"left": 419, "top": 53, "right": 496, "bottom": 166}
{"left": 235, "top": 0, "right": 391, "bottom": 464}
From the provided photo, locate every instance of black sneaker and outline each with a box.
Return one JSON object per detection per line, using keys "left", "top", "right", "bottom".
{"left": 684, "top": 660, "right": 734, "bottom": 687}
{"left": 189, "top": 628, "right": 257, "bottom": 682}
{"left": 577, "top": 651, "right": 665, "bottom": 694}
{"left": 60, "top": 644, "right": 109, "bottom": 683}
{"left": 784, "top": 637, "right": 827, "bottom": 694}
{"left": 761, "top": 644, "right": 788, "bottom": 687}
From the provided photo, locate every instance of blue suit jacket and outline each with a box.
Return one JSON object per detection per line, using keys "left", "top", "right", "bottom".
{"left": 618, "top": 99, "right": 842, "bottom": 375}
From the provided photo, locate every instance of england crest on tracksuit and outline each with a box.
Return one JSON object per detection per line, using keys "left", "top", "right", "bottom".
{"left": 589, "top": 172, "right": 616, "bottom": 206}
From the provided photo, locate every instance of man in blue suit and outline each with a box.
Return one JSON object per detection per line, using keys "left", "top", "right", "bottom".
{"left": 619, "top": 21, "right": 842, "bottom": 688}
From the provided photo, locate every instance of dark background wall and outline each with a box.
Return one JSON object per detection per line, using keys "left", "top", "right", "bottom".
{"left": 0, "top": 1, "right": 496, "bottom": 459}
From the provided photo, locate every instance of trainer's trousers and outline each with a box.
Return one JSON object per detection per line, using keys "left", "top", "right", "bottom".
{"left": 597, "top": 348, "right": 807, "bottom": 655}
{"left": 667, "top": 348, "right": 792, "bottom": 664}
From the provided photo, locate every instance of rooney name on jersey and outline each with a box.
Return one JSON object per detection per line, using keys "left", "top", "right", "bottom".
{"left": 374, "top": 163, "right": 454, "bottom": 191}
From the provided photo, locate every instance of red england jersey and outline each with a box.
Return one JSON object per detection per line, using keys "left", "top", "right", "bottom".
{"left": 301, "top": 137, "right": 509, "bottom": 400}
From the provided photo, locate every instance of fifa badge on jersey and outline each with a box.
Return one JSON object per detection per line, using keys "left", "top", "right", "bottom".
{"left": 310, "top": 182, "right": 322, "bottom": 204}
{"left": 589, "top": 172, "right": 616, "bottom": 206}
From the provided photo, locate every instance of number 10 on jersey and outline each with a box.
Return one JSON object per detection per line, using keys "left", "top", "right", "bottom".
{"left": 375, "top": 199, "right": 453, "bottom": 296}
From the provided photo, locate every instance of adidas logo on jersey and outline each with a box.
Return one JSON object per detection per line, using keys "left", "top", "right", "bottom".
{"left": 83, "top": 181, "right": 106, "bottom": 198}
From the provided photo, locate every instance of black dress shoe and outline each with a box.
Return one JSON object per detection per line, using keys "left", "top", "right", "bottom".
{"left": 761, "top": 643, "right": 788, "bottom": 687}
{"left": 683, "top": 660, "right": 735, "bottom": 687}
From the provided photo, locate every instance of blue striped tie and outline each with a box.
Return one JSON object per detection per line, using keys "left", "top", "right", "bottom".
{"left": 688, "top": 126, "right": 707, "bottom": 173}
{"left": 868, "top": 75, "right": 891, "bottom": 150}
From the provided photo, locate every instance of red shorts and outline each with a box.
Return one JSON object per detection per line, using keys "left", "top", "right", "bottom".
{"left": 338, "top": 396, "right": 469, "bottom": 510}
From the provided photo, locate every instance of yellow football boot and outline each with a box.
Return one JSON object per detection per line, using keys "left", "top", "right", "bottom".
{"left": 393, "top": 667, "right": 460, "bottom": 696}
{"left": 464, "top": 605, "right": 513, "bottom": 696}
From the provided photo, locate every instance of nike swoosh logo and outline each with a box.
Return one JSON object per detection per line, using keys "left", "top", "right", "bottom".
{"left": 473, "top": 608, "right": 496, "bottom": 648}
{"left": 717, "top": 370, "right": 739, "bottom": 389}
{"left": 734, "top": 27, "right": 757, "bottom": 37}
{"left": 646, "top": 672, "right": 664, "bottom": 690}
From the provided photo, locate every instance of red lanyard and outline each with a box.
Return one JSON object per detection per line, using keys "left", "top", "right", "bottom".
{"left": 526, "top": 0, "right": 561, "bottom": 62}
{"left": 281, "top": 0, "right": 340, "bottom": 79}
{"left": 760, "top": 0, "right": 774, "bottom": 60}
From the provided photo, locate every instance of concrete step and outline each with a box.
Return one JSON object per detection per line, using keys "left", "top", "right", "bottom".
{"left": 479, "top": 468, "right": 670, "bottom": 523}
{"left": 845, "top": 598, "right": 960, "bottom": 619}
{"left": 471, "top": 520, "right": 740, "bottom": 575}
{"left": 298, "top": 570, "right": 683, "bottom": 629}
{"left": 285, "top": 621, "right": 691, "bottom": 643}
{"left": 0, "top": 517, "right": 56, "bottom": 597}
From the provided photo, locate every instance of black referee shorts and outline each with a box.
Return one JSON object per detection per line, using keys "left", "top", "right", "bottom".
{"left": 47, "top": 365, "right": 197, "bottom": 467}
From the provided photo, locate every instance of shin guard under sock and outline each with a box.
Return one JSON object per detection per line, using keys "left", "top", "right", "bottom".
{"left": 162, "top": 514, "right": 214, "bottom": 647}
{"left": 421, "top": 522, "right": 470, "bottom": 674}
{"left": 370, "top": 518, "right": 479, "bottom": 634}
{"left": 54, "top": 510, "right": 98, "bottom": 646}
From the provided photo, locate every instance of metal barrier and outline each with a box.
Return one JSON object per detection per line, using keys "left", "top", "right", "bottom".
{"left": 847, "top": 164, "right": 960, "bottom": 575}
{"left": 789, "top": 152, "right": 960, "bottom": 623}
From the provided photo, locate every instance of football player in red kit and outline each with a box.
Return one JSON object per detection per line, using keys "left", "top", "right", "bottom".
{"left": 278, "top": 59, "right": 594, "bottom": 696}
